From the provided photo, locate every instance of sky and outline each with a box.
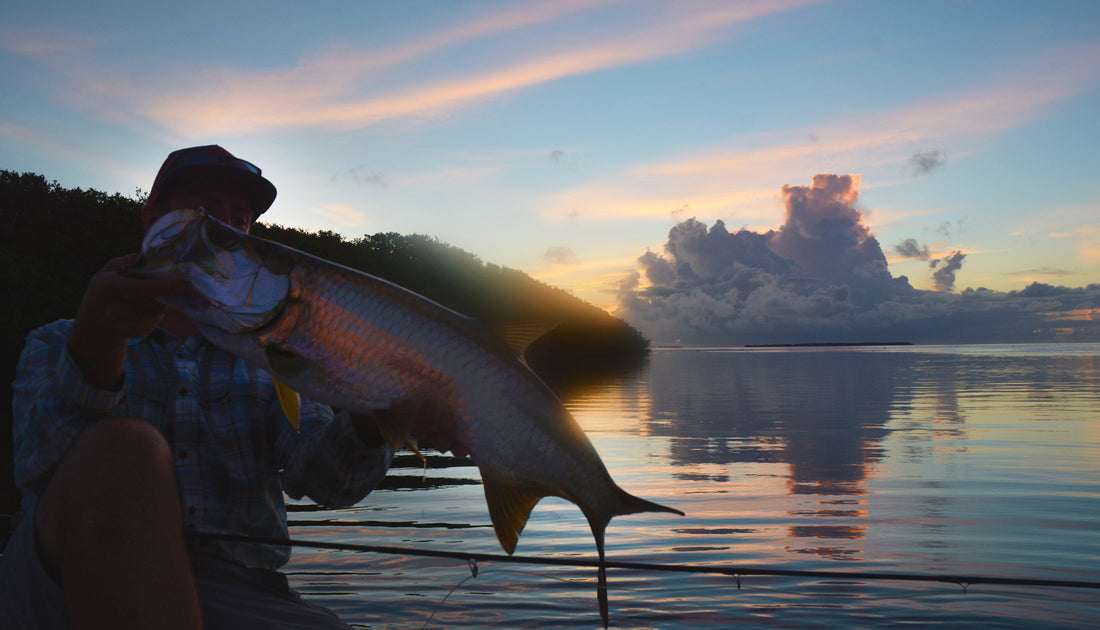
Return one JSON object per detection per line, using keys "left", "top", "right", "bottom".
{"left": 2, "top": 0, "right": 1099, "bottom": 345}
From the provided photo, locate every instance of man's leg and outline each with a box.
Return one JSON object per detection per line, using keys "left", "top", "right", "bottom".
{"left": 35, "top": 417, "right": 202, "bottom": 630}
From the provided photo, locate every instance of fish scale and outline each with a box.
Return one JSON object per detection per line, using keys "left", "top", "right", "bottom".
{"left": 125, "top": 208, "right": 684, "bottom": 627}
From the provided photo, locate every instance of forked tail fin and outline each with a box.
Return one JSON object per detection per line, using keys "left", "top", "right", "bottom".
{"left": 588, "top": 489, "right": 685, "bottom": 628}
{"left": 613, "top": 489, "right": 685, "bottom": 519}
{"left": 482, "top": 469, "right": 684, "bottom": 628}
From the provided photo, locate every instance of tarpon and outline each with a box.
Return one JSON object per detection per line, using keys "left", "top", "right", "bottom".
{"left": 125, "top": 208, "right": 682, "bottom": 626}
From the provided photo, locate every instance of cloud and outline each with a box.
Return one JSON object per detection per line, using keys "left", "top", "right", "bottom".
{"left": 542, "top": 246, "right": 580, "bottom": 265}
{"left": 0, "top": 121, "right": 147, "bottom": 182}
{"left": 549, "top": 149, "right": 579, "bottom": 169}
{"left": 908, "top": 150, "right": 946, "bottom": 174}
{"left": 542, "top": 45, "right": 1100, "bottom": 223}
{"left": 310, "top": 204, "right": 366, "bottom": 227}
{"left": 930, "top": 250, "right": 966, "bottom": 292}
{"left": 894, "top": 238, "right": 930, "bottom": 260}
{"left": 1009, "top": 267, "right": 1070, "bottom": 278}
{"left": 768, "top": 174, "right": 893, "bottom": 290}
{"left": 336, "top": 165, "right": 388, "bottom": 188}
{"left": 110, "top": 0, "right": 821, "bottom": 137}
{"left": 616, "top": 175, "right": 1100, "bottom": 345}
{"left": 0, "top": 25, "right": 98, "bottom": 56}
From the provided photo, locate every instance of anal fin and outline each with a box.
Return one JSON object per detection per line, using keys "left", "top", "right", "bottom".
{"left": 480, "top": 469, "right": 547, "bottom": 555}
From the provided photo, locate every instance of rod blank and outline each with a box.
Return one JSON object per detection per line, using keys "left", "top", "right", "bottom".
{"left": 189, "top": 532, "right": 1100, "bottom": 591}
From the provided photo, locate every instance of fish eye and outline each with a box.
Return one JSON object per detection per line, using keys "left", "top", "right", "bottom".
{"left": 205, "top": 221, "right": 245, "bottom": 249}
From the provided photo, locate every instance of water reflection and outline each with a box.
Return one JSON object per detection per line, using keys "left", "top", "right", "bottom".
{"left": 282, "top": 344, "right": 1100, "bottom": 628}
{"left": 588, "top": 346, "right": 1100, "bottom": 564}
{"left": 643, "top": 349, "right": 899, "bottom": 494}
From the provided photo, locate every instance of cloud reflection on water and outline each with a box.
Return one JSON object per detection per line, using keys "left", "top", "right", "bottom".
{"left": 642, "top": 349, "right": 898, "bottom": 490}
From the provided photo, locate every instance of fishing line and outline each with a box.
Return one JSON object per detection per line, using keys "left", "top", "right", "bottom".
{"left": 421, "top": 571, "right": 476, "bottom": 630}
{"left": 419, "top": 566, "right": 577, "bottom": 630}
{"left": 189, "top": 531, "right": 1100, "bottom": 592}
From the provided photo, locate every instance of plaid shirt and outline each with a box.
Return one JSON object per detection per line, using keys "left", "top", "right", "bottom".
{"left": 12, "top": 318, "right": 393, "bottom": 569}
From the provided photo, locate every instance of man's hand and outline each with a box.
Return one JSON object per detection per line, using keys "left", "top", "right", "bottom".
{"left": 69, "top": 254, "right": 187, "bottom": 389}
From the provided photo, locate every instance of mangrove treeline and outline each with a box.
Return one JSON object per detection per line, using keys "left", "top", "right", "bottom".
{"left": 0, "top": 170, "right": 649, "bottom": 514}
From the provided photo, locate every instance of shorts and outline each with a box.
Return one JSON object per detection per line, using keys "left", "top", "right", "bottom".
{"left": 0, "top": 505, "right": 351, "bottom": 630}
{"left": 0, "top": 508, "right": 66, "bottom": 629}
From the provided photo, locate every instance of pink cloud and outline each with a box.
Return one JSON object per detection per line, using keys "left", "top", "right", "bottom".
{"left": 126, "top": 0, "right": 821, "bottom": 136}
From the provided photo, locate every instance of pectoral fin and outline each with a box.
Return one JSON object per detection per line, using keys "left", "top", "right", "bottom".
{"left": 480, "top": 469, "right": 547, "bottom": 555}
{"left": 273, "top": 378, "right": 301, "bottom": 430}
{"left": 264, "top": 344, "right": 309, "bottom": 431}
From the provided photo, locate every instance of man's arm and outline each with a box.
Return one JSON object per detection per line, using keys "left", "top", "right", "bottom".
{"left": 276, "top": 401, "right": 395, "bottom": 509}
{"left": 68, "top": 254, "right": 184, "bottom": 390}
{"left": 12, "top": 255, "right": 186, "bottom": 506}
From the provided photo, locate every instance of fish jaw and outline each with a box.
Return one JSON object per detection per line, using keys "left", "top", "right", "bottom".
{"left": 125, "top": 208, "right": 292, "bottom": 334}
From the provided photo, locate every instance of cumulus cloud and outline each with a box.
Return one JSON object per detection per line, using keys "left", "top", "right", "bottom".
{"left": 616, "top": 174, "right": 1100, "bottom": 345}
{"left": 768, "top": 174, "right": 892, "bottom": 290}
{"left": 894, "top": 238, "right": 930, "bottom": 260}
{"left": 930, "top": 250, "right": 966, "bottom": 292}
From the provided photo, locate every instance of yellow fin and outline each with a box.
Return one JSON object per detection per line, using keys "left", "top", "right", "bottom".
{"left": 273, "top": 378, "right": 301, "bottom": 430}
{"left": 496, "top": 322, "right": 559, "bottom": 357}
{"left": 480, "top": 469, "right": 547, "bottom": 554}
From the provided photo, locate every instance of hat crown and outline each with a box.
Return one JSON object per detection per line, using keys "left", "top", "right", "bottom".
{"left": 148, "top": 145, "right": 276, "bottom": 217}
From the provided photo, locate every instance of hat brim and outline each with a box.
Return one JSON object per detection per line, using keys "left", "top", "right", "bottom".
{"left": 152, "top": 164, "right": 277, "bottom": 217}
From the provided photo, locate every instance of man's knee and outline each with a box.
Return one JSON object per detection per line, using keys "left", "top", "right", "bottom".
{"left": 63, "top": 417, "right": 174, "bottom": 482}
{"left": 36, "top": 418, "right": 178, "bottom": 566}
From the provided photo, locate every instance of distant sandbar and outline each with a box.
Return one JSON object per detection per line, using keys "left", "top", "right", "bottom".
{"left": 744, "top": 341, "right": 913, "bottom": 348}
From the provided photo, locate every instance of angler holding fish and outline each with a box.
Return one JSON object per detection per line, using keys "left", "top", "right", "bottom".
{"left": 0, "top": 145, "right": 680, "bottom": 629}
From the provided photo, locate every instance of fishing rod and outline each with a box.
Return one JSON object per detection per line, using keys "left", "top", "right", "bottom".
{"left": 190, "top": 531, "right": 1100, "bottom": 591}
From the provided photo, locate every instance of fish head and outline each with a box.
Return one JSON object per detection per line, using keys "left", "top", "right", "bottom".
{"left": 124, "top": 208, "right": 291, "bottom": 333}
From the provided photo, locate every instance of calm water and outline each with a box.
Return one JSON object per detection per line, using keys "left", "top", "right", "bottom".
{"left": 285, "top": 344, "right": 1100, "bottom": 629}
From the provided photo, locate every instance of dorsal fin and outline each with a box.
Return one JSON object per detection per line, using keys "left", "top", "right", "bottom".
{"left": 495, "top": 321, "right": 559, "bottom": 357}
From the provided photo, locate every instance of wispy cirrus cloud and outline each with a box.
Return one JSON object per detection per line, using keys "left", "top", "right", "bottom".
{"left": 98, "top": 0, "right": 822, "bottom": 137}
{"left": 1057, "top": 225, "right": 1100, "bottom": 264}
{"left": 0, "top": 24, "right": 99, "bottom": 56}
{"left": 310, "top": 203, "right": 367, "bottom": 227}
{"left": 0, "top": 120, "right": 147, "bottom": 183}
{"left": 541, "top": 44, "right": 1100, "bottom": 224}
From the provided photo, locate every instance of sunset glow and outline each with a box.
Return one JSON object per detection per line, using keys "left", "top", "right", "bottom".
{"left": 1, "top": 0, "right": 1097, "bottom": 343}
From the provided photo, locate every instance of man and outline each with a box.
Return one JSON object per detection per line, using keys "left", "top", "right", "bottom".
{"left": 0, "top": 146, "right": 404, "bottom": 629}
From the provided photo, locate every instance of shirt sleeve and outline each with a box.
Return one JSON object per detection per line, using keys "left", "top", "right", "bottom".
{"left": 11, "top": 320, "right": 128, "bottom": 509}
{"left": 275, "top": 399, "right": 394, "bottom": 509}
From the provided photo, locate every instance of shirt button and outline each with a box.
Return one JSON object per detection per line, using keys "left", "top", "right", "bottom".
{"left": 178, "top": 450, "right": 188, "bottom": 460}
{"left": 178, "top": 386, "right": 189, "bottom": 396}
{"left": 188, "top": 505, "right": 197, "bottom": 516}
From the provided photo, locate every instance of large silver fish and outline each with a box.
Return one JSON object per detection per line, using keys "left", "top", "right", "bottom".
{"left": 125, "top": 208, "right": 682, "bottom": 626}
